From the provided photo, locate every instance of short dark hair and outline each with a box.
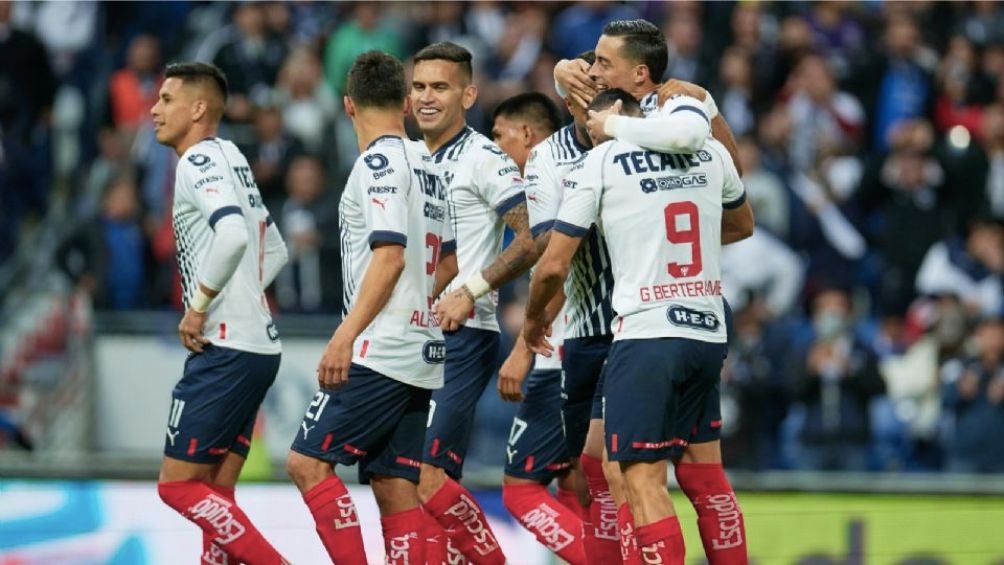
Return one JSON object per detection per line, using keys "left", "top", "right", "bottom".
{"left": 602, "top": 19, "right": 668, "bottom": 82}
{"left": 576, "top": 50, "right": 596, "bottom": 66}
{"left": 493, "top": 92, "right": 562, "bottom": 135}
{"left": 165, "top": 62, "right": 228, "bottom": 104}
{"left": 588, "top": 88, "right": 642, "bottom": 117}
{"left": 346, "top": 50, "right": 407, "bottom": 108}
{"left": 413, "top": 42, "right": 473, "bottom": 82}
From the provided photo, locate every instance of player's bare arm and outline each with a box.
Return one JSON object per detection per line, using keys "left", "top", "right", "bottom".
{"left": 554, "top": 58, "right": 597, "bottom": 110}
{"left": 318, "top": 243, "right": 405, "bottom": 390}
{"left": 658, "top": 79, "right": 744, "bottom": 176}
{"left": 435, "top": 201, "right": 538, "bottom": 331}
{"left": 722, "top": 198, "right": 755, "bottom": 244}
{"left": 433, "top": 249, "right": 458, "bottom": 298}
{"left": 524, "top": 231, "right": 580, "bottom": 356}
{"left": 498, "top": 285, "right": 566, "bottom": 402}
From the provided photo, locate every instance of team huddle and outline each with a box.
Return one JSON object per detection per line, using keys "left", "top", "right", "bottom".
{"left": 151, "top": 18, "right": 752, "bottom": 565}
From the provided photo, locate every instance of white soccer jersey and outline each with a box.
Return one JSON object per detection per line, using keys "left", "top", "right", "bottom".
{"left": 430, "top": 126, "right": 526, "bottom": 333}
{"left": 173, "top": 138, "right": 281, "bottom": 354}
{"left": 339, "top": 136, "right": 454, "bottom": 389}
{"left": 525, "top": 125, "right": 608, "bottom": 368}
{"left": 556, "top": 137, "right": 745, "bottom": 343}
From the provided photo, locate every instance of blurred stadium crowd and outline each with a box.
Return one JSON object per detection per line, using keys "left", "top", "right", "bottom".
{"left": 0, "top": 1, "right": 1002, "bottom": 474}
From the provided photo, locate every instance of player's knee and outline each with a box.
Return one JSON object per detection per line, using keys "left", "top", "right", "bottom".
{"left": 620, "top": 462, "right": 665, "bottom": 502}
{"left": 417, "top": 464, "right": 446, "bottom": 503}
{"left": 285, "top": 451, "right": 327, "bottom": 491}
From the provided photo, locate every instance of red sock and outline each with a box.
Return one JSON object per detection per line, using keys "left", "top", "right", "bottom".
{"left": 423, "top": 478, "right": 505, "bottom": 565}
{"left": 556, "top": 487, "right": 588, "bottom": 521}
{"left": 580, "top": 453, "right": 620, "bottom": 565}
{"left": 503, "top": 483, "right": 586, "bottom": 565}
{"left": 423, "top": 510, "right": 448, "bottom": 565}
{"left": 636, "top": 515, "right": 685, "bottom": 565}
{"left": 675, "top": 464, "right": 747, "bottom": 565}
{"left": 202, "top": 485, "right": 236, "bottom": 565}
{"left": 157, "top": 480, "right": 285, "bottom": 565}
{"left": 303, "top": 476, "right": 367, "bottom": 564}
{"left": 618, "top": 503, "right": 642, "bottom": 564}
{"left": 381, "top": 507, "right": 425, "bottom": 565}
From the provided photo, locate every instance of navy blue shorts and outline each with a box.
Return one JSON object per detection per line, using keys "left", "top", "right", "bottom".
{"left": 503, "top": 369, "right": 572, "bottom": 482}
{"left": 424, "top": 326, "right": 500, "bottom": 479}
{"left": 290, "top": 364, "right": 431, "bottom": 484}
{"left": 164, "top": 345, "right": 279, "bottom": 463}
{"left": 603, "top": 338, "right": 726, "bottom": 463}
{"left": 560, "top": 335, "right": 612, "bottom": 457}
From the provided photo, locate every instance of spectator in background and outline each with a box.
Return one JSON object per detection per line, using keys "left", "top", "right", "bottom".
{"left": 721, "top": 296, "right": 793, "bottom": 470}
{"left": 791, "top": 287, "right": 886, "bottom": 471}
{"left": 942, "top": 316, "right": 1004, "bottom": 473}
{"left": 915, "top": 216, "right": 1004, "bottom": 318}
{"left": 784, "top": 54, "right": 865, "bottom": 172}
{"left": 729, "top": 3, "right": 777, "bottom": 105}
{"left": 722, "top": 230, "right": 805, "bottom": 320}
{"left": 275, "top": 156, "right": 340, "bottom": 313}
{"left": 79, "top": 127, "right": 131, "bottom": 220}
{"left": 663, "top": 9, "right": 712, "bottom": 86}
{"left": 714, "top": 47, "right": 756, "bottom": 138}
{"left": 980, "top": 103, "right": 1004, "bottom": 219}
{"left": 859, "top": 119, "right": 950, "bottom": 314}
{"left": 859, "top": 15, "right": 936, "bottom": 152}
{"left": 58, "top": 175, "right": 149, "bottom": 310}
{"left": 549, "top": 1, "right": 638, "bottom": 61}
{"left": 737, "top": 136, "right": 789, "bottom": 238}
{"left": 108, "top": 34, "right": 162, "bottom": 130}
{"left": 934, "top": 35, "right": 991, "bottom": 135}
{"left": 213, "top": 2, "right": 287, "bottom": 124}
{"left": 243, "top": 104, "right": 305, "bottom": 215}
{"left": 324, "top": 2, "right": 401, "bottom": 97}
{"left": 274, "top": 47, "right": 337, "bottom": 155}
{"left": 805, "top": 1, "right": 866, "bottom": 81}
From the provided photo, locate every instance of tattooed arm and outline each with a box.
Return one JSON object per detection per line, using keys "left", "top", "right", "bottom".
{"left": 435, "top": 202, "right": 540, "bottom": 331}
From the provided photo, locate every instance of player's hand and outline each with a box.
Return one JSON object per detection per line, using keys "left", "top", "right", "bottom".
{"left": 178, "top": 309, "right": 210, "bottom": 353}
{"left": 317, "top": 328, "right": 353, "bottom": 390}
{"left": 586, "top": 99, "right": 623, "bottom": 143}
{"left": 555, "top": 58, "right": 596, "bottom": 110}
{"left": 435, "top": 288, "right": 475, "bottom": 333}
{"left": 523, "top": 317, "right": 554, "bottom": 357}
{"left": 498, "top": 337, "right": 533, "bottom": 402}
{"left": 657, "top": 78, "right": 708, "bottom": 107}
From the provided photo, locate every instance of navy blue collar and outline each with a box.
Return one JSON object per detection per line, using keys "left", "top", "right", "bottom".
{"left": 367, "top": 134, "right": 403, "bottom": 151}
{"left": 432, "top": 126, "right": 472, "bottom": 161}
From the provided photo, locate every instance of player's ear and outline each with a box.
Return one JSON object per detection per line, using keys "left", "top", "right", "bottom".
{"left": 402, "top": 95, "right": 412, "bottom": 116}
{"left": 462, "top": 84, "right": 478, "bottom": 111}
{"left": 634, "top": 64, "right": 650, "bottom": 87}
{"left": 522, "top": 124, "right": 533, "bottom": 148}
{"left": 344, "top": 96, "right": 356, "bottom": 119}
{"left": 191, "top": 99, "right": 208, "bottom": 123}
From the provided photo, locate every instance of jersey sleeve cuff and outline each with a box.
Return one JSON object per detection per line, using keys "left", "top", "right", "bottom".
{"left": 723, "top": 192, "right": 747, "bottom": 210}
{"left": 531, "top": 220, "right": 554, "bottom": 238}
{"left": 208, "top": 206, "right": 243, "bottom": 230}
{"left": 670, "top": 104, "right": 710, "bottom": 124}
{"left": 553, "top": 220, "right": 589, "bottom": 238}
{"left": 441, "top": 239, "right": 457, "bottom": 254}
{"left": 494, "top": 192, "right": 526, "bottom": 216}
{"left": 369, "top": 230, "right": 407, "bottom": 248}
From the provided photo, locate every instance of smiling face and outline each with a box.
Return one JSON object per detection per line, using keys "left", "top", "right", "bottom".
{"left": 410, "top": 59, "right": 476, "bottom": 146}
{"left": 590, "top": 34, "right": 642, "bottom": 92}
{"left": 150, "top": 77, "right": 194, "bottom": 149}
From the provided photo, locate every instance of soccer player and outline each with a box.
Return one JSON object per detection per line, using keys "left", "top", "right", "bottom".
{"left": 554, "top": 19, "right": 742, "bottom": 175}
{"left": 490, "top": 92, "right": 587, "bottom": 565}
{"left": 410, "top": 42, "right": 539, "bottom": 565}
{"left": 554, "top": 19, "right": 747, "bottom": 564}
{"left": 151, "top": 62, "right": 290, "bottom": 565}
{"left": 284, "top": 51, "right": 456, "bottom": 565}
{"left": 526, "top": 89, "right": 753, "bottom": 565}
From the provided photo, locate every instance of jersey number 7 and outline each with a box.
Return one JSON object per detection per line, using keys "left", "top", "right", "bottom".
{"left": 664, "top": 202, "right": 703, "bottom": 278}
